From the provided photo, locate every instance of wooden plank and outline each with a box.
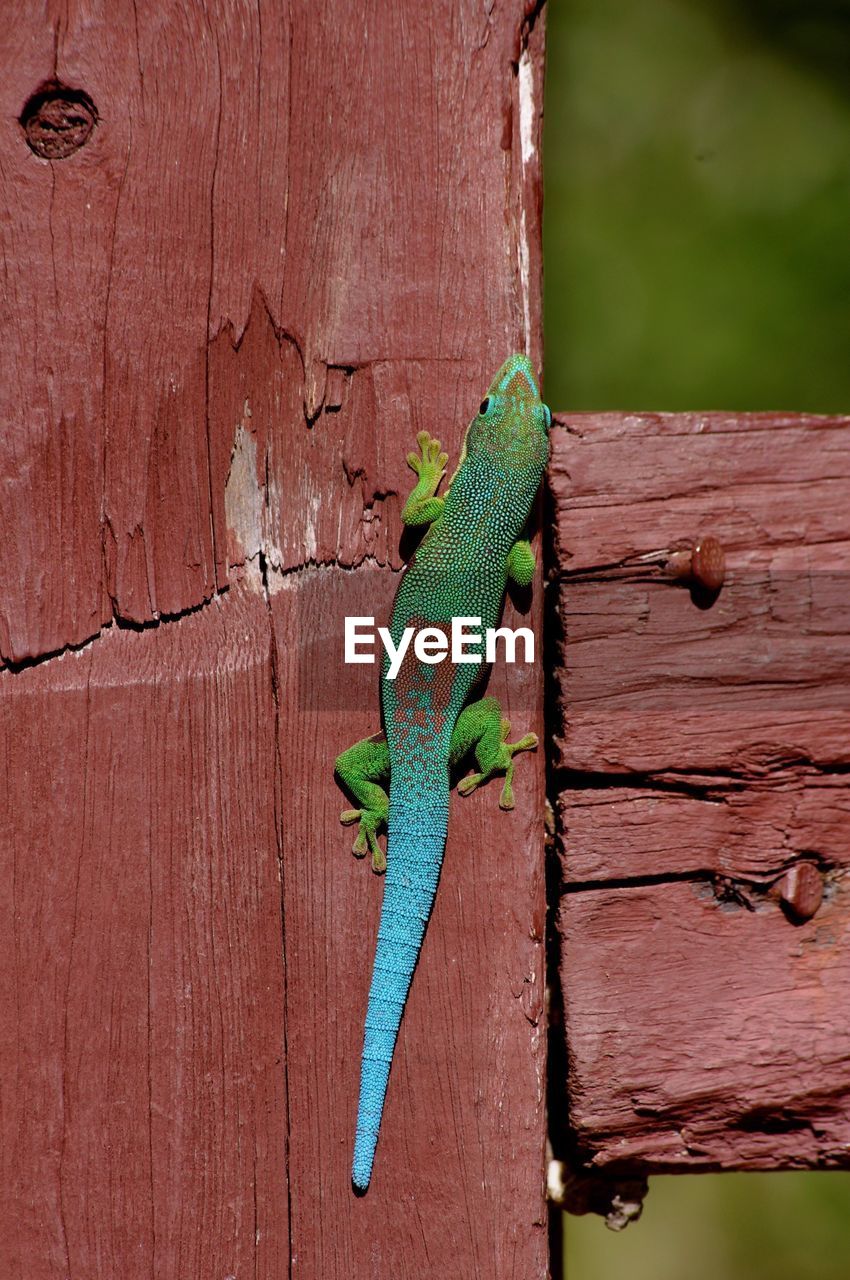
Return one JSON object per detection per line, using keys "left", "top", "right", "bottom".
{"left": 0, "top": 2, "right": 549, "bottom": 1275}
{"left": 0, "top": 587, "right": 287, "bottom": 1278}
{"left": 561, "top": 879, "right": 850, "bottom": 1170}
{"left": 0, "top": 0, "right": 547, "bottom": 665}
{"left": 561, "top": 777, "right": 850, "bottom": 884}
{"left": 0, "top": 3, "right": 222, "bottom": 658}
{"left": 550, "top": 413, "right": 850, "bottom": 1172}
{"left": 551, "top": 412, "right": 850, "bottom": 775}
{"left": 272, "top": 568, "right": 547, "bottom": 1273}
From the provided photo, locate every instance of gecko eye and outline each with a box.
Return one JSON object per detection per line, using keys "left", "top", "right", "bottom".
{"left": 479, "top": 397, "right": 491, "bottom": 416}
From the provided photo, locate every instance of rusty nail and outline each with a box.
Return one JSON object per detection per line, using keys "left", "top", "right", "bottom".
{"left": 668, "top": 535, "right": 725, "bottom": 595}
{"left": 780, "top": 861, "right": 824, "bottom": 922}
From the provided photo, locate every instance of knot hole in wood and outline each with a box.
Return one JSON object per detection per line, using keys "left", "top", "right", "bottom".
{"left": 20, "top": 83, "right": 97, "bottom": 159}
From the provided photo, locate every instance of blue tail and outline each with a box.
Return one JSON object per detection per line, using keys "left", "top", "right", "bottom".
{"left": 352, "top": 792, "right": 450, "bottom": 1192}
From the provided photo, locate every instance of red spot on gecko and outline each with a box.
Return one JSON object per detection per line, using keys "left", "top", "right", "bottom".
{"left": 392, "top": 615, "right": 455, "bottom": 741}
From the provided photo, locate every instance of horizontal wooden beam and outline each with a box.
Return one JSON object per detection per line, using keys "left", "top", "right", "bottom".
{"left": 550, "top": 411, "right": 850, "bottom": 1173}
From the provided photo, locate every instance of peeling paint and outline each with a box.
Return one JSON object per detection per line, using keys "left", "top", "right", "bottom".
{"left": 224, "top": 413, "right": 294, "bottom": 596}
{"left": 302, "top": 490, "right": 321, "bottom": 563}
{"left": 224, "top": 422, "right": 264, "bottom": 568}
{"left": 516, "top": 47, "right": 537, "bottom": 351}
{"left": 518, "top": 49, "right": 537, "bottom": 168}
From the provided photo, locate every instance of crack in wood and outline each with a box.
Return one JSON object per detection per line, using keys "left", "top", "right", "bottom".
{"left": 0, "top": 591, "right": 225, "bottom": 675}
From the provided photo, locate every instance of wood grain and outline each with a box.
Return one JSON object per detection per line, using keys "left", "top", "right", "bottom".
{"left": 0, "top": 3, "right": 548, "bottom": 1276}
{"left": 551, "top": 413, "right": 850, "bottom": 1173}
{"left": 0, "top": 589, "right": 287, "bottom": 1277}
{"left": 0, "top": 0, "right": 546, "bottom": 666}
{"left": 273, "top": 568, "right": 545, "bottom": 1273}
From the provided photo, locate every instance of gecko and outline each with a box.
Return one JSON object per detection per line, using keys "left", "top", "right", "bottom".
{"left": 335, "top": 353, "right": 551, "bottom": 1192}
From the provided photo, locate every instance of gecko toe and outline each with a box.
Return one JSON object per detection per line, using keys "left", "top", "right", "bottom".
{"left": 347, "top": 810, "right": 387, "bottom": 871}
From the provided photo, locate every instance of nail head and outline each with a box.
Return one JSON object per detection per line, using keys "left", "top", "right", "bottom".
{"left": 780, "top": 862, "right": 823, "bottom": 921}
{"left": 690, "top": 536, "right": 725, "bottom": 593}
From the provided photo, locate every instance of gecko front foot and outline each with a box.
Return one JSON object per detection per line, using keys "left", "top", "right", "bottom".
{"left": 406, "top": 430, "right": 448, "bottom": 489}
{"left": 401, "top": 432, "right": 449, "bottom": 527}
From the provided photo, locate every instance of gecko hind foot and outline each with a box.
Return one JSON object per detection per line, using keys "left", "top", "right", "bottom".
{"left": 340, "top": 808, "right": 387, "bottom": 873}
{"left": 457, "top": 717, "right": 538, "bottom": 810}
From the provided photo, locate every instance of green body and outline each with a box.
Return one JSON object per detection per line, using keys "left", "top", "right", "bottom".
{"left": 336, "top": 354, "right": 550, "bottom": 1191}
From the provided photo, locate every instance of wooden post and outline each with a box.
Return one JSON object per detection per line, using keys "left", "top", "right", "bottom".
{"left": 550, "top": 412, "right": 850, "bottom": 1181}
{"left": 0, "top": 4, "right": 548, "bottom": 1277}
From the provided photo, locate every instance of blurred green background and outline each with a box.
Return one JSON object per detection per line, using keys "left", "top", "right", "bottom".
{"left": 562, "top": 1172, "right": 850, "bottom": 1280}
{"left": 543, "top": 0, "right": 850, "bottom": 412}
{"left": 543, "top": 0, "right": 850, "bottom": 1274}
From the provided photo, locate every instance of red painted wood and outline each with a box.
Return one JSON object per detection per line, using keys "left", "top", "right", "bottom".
{"left": 551, "top": 412, "right": 850, "bottom": 1173}
{"left": 0, "top": 4, "right": 548, "bottom": 1276}
{"left": 563, "top": 879, "right": 850, "bottom": 1170}
{"left": 0, "top": 591, "right": 287, "bottom": 1277}
{"left": 0, "top": 0, "right": 546, "bottom": 667}
{"left": 272, "top": 569, "right": 545, "bottom": 1270}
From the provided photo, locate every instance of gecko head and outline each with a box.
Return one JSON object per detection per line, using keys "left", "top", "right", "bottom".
{"left": 487, "top": 352, "right": 541, "bottom": 404}
{"left": 463, "top": 354, "right": 551, "bottom": 473}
